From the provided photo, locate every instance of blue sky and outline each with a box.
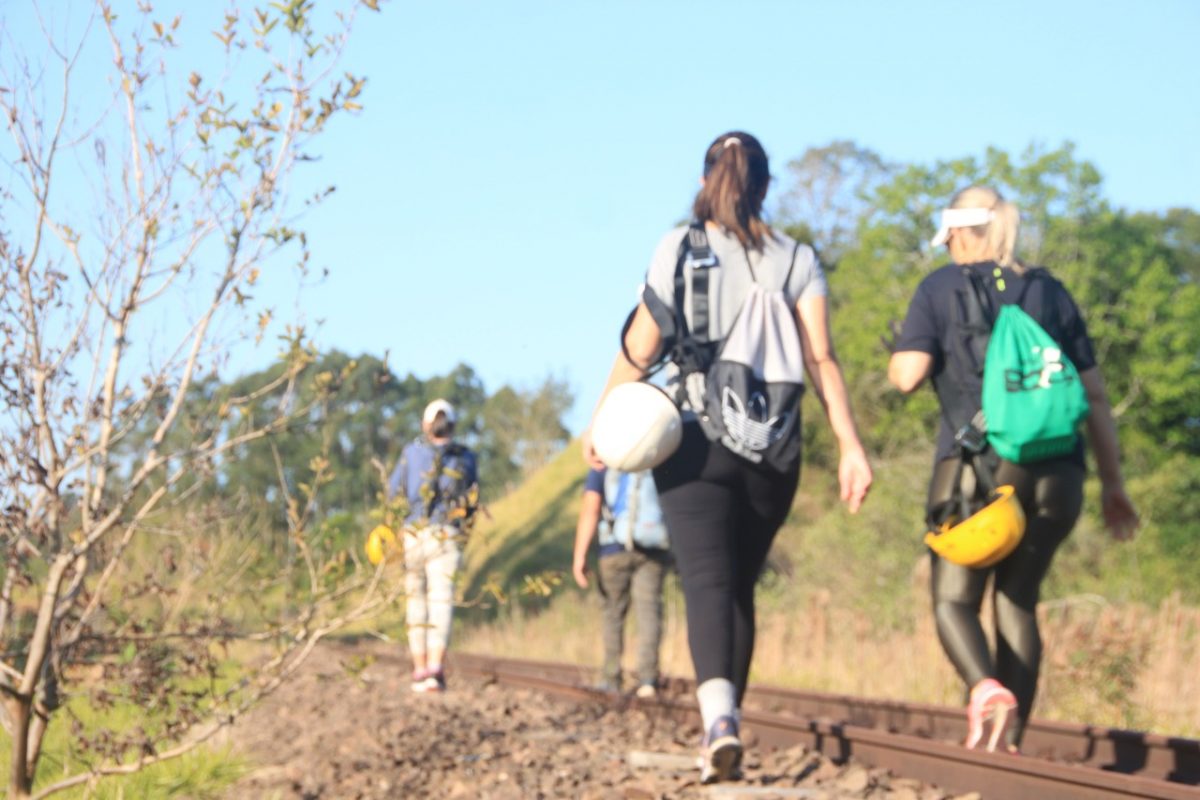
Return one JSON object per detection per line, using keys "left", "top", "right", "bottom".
{"left": 5, "top": 1, "right": 1199, "bottom": 433}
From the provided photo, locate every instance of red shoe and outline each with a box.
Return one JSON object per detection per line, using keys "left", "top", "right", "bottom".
{"left": 965, "top": 678, "right": 1017, "bottom": 752}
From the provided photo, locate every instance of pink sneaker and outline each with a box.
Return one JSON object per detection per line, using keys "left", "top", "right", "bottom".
{"left": 965, "top": 678, "right": 1017, "bottom": 752}
{"left": 418, "top": 667, "right": 446, "bottom": 693}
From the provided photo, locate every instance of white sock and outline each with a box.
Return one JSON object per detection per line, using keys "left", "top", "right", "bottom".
{"left": 696, "top": 678, "right": 736, "bottom": 732}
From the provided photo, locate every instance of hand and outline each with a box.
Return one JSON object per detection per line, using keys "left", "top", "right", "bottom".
{"left": 1101, "top": 483, "right": 1139, "bottom": 541}
{"left": 880, "top": 319, "right": 903, "bottom": 355}
{"left": 838, "top": 446, "right": 873, "bottom": 514}
{"left": 572, "top": 555, "right": 590, "bottom": 589}
{"left": 581, "top": 427, "right": 606, "bottom": 470}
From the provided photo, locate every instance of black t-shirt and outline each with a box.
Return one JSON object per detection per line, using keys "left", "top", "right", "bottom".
{"left": 895, "top": 260, "right": 1097, "bottom": 465}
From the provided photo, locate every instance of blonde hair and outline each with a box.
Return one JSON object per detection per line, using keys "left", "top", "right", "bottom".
{"left": 949, "top": 186, "right": 1022, "bottom": 269}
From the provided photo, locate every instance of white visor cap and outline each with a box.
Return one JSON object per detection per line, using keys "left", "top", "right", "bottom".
{"left": 930, "top": 207, "right": 995, "bottom": 247}
{"left": 422, "top": 398, "right": 457, "bottom": 426}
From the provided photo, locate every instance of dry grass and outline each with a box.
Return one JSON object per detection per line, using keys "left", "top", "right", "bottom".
{"left": 458, "top": 579, "right": 1200, "bottom": 738}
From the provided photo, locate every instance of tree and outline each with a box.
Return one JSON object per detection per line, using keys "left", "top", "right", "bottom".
{"left": 479, "top": 375, "right": 574, "bottom": 492}
{"left": 1041, "top": 210, "right": 1200, "bottom": 469}
{"left": 0, "top": 2, "right": 390, "bottom": 796}
{"left": 211, "top": 358, "right": 574, "bottom": 522}
{"left": 775, "top": 140, "right": 892, "bottom": 266}
{"left": 216, "top": 351, "right": 418, "bottom": 522}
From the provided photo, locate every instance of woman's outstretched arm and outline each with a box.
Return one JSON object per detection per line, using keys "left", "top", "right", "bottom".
{"left": 795, "top": 295, "right": 873, "bottom": 513}
{"left": 1079, "top": 367, "right": 1139, "bottom": 541}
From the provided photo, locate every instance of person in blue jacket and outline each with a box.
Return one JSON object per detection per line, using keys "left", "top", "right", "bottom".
{"left": 388, "top": 399, "right": 479, "bottom": 693}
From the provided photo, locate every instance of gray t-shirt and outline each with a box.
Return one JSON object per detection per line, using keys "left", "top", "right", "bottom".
{"left": 640, "top": 223, "right": 826, "bottom": 413}
{"left": 643, "top": 224, "right": 825, "bottom": 336}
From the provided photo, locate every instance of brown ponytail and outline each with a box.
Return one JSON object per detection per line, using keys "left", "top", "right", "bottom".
{"left": 692, "top": 131, "right": 772, "bottom": 250}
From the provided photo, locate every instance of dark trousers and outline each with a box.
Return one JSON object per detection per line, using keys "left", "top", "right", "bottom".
{"left": 928, "top": 455, "right": 1084, "bottom": 747}
{"left": 597, "top": 549, "right": 669, "bottom": 686}
{"left": 654, "top": 423, "right": 800, "bottom": 704}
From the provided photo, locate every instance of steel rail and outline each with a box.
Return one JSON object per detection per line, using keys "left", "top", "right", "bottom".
{"left": 449, "top": 652, "right": 1200, "bottom": 800}
{"left": 741, "top": 683, "right": 1200, "bottom": 784}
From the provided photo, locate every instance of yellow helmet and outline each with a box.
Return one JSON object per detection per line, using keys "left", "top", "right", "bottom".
{"left": 365, "top": 524, "right": 397, "bottom": 566}
{"left": 924, "top": 485, "right": 1026, "bottom": 568}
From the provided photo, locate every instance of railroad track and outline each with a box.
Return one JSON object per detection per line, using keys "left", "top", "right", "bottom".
{"left": 449, "top": 652, "right": 1200, "bottom": 800}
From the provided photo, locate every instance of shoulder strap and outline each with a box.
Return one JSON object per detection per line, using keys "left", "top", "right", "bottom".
{"left": 674, "top": 221, "right": 717, "bottom": 342}
{"left": 1015, "top": 268, "right": 1063, "bottom": 337}
{"left": 624, "top": 472, "right": 642, "bottom": 551}
{"left": 961, "top": 266, "right": 996, "bottom": 330}
{"left": 619, "top": 223, "right": 719, "bottom": 381}
{"left": 599, "top": 470, "right": 616, "bottom": 525}
{"left": 1013, "top": 268, "right": 1039, "bottom": 306}
{"left": 780, "top": 239, "right": 802, "bottom": 296}
{"left": 649, "top": 222, "right": 720, "bottom": 404}
{"left": 937, "top": 267, "right": 994, "bottom": 439}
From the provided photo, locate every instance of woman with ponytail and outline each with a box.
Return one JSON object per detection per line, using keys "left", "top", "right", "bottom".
{"left": 583, "top": 132, "right": 872, "bottom": 783}
{"left": 887, "top": 186, "right": 1139, "bottom": 753}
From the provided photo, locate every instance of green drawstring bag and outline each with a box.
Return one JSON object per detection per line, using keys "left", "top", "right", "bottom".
{"left": 982, "top": 305, "right": 1089, "bottom": 463}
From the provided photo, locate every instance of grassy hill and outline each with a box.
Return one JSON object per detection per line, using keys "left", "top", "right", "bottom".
{"left": 461, "top": 439, "right": 589, "bottom": 614}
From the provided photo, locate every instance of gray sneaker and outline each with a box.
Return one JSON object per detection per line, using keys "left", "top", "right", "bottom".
{"left": 699, "top": 715, "right": 742, "bottom": 784}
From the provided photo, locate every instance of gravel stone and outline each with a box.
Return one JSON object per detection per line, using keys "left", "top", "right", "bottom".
{"left": 224, "top": 644, "right": 963, "bottom": 799}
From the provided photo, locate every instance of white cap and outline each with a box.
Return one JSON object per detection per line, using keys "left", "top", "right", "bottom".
{"left": 422, "top": 398, "right": 456, "bottom": 426}
{"left": 930, "top": 207, "right": 995, "bottom": 247}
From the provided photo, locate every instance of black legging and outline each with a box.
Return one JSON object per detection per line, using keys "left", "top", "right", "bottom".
{"left": 654, "top": 423, "right": 800, "bottom": 705}
{"left": 928, "top": 455, "right": 1084, "bottom": 747}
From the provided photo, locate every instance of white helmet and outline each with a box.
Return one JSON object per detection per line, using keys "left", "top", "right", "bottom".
{"left": 591, "top": 382, "right": 682, "bottom": 472}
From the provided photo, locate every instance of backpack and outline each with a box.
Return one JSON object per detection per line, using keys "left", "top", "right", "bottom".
{"left": 628, "top": 222, "right": 806, "bottom": 472}
{"left": 598, "top": 470, "right": 669, "bottom": 551}
{"left": 944, "top": 267, "right": 1089, "bottom": 464}
{"left": 407, "top": 440, "right": 479, "bottom": 528}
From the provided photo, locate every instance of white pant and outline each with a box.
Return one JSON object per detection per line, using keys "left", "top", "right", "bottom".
{"left": 404, "top": 526, "right": 463, "bottom": 660}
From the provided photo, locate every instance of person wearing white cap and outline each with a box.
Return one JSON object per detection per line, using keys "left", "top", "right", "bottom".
{"left": 887, "top": 185, "right": 1137, "bottom": 752}
{"left": 388, "top": 398, "right": 479, "bottom": 692}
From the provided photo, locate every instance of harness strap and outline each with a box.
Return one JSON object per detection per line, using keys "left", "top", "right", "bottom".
{"left": 939, "top": 268, "right": 993, "bottom": 440}
{"left": 673, "top": 221, "right": 717, "bottom": 344}
{"left": 929, "top": 448, "right": 999, "bottom": 531}
{"left": 624, "top": 472, "right": 642, "bottom": 552}
{"left": 960, "top": 267, "right": 995, "bottom": 374}
{"left": 660, "top": 222, "right": 720, "bottom": 405}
